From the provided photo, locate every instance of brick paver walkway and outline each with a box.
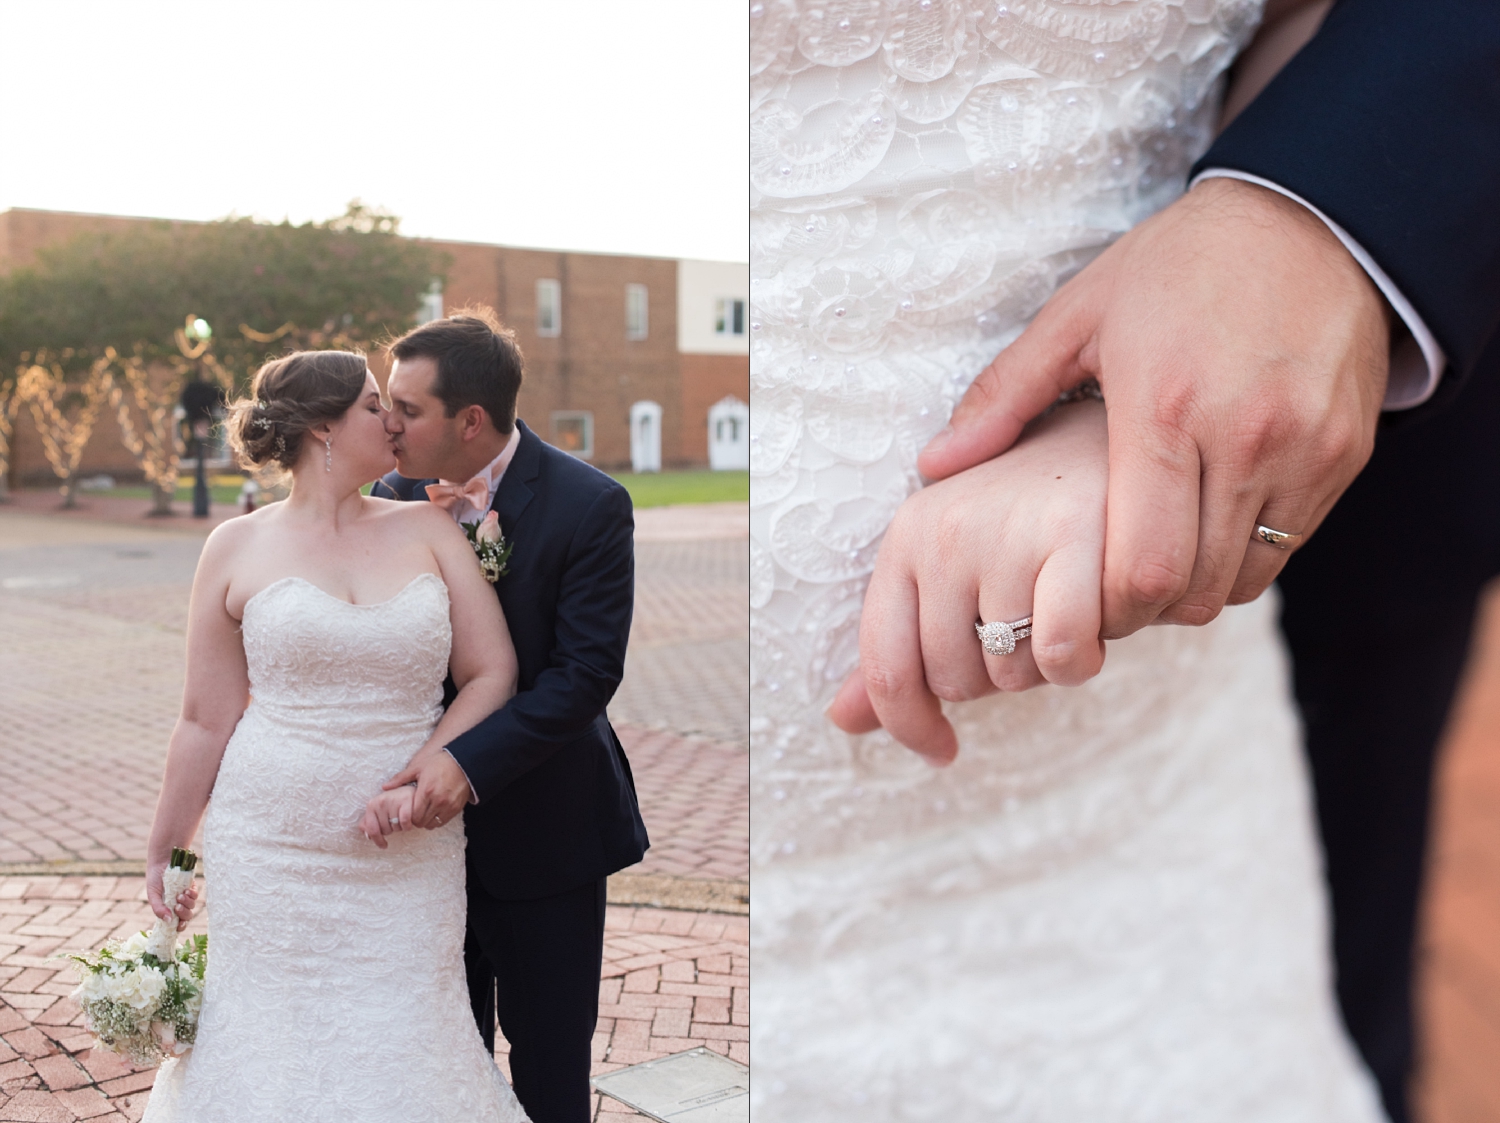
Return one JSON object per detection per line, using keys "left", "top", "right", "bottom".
{"left": 0, "top": 876, "right": 747, "bottom": 1121}
{"left": 620, "top": 729, "right": 746, "bottom": 884}
{"left": 0, "top": 506, "right": 748, "bottom": 876}
{"left": 0, "top": 500, "right": 747, "bottom": 1120}
{"left": 610, "top": 537, "right": 748, "bottom": 747}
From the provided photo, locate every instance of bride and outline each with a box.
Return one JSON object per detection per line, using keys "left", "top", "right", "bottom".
{"left": 751, "top": 0, "right": 1385, "bottom": 1118}
{"left": 139, "top": 350, "right": 528, "bottom": 1120}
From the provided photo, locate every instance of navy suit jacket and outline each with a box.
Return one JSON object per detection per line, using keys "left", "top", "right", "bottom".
{"left": 373, "top": 420, "right": 649, "bottom": 900}
{"left": 1194, "top": 0, "right": 1500, "bottom": 410}
{"left": 1195, "top": 10, "right": 1500, "bottom": 1106}
{"left": 1189, "top": 0, "right": 1500, "bottom": 597}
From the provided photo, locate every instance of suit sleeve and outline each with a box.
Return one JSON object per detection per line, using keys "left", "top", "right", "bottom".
{"left": 443, "top": 484, "right": 634, "bottom": 803}
{"left": 1193, "top": 0, "right": 1500, "bottom": 407}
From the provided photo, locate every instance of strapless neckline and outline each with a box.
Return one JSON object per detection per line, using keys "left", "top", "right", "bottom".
{"left": 243, "top": 572, "right": 444, "bottom": 616}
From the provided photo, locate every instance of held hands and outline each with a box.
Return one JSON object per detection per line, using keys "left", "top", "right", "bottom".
{"left": 361, "top": 751, "right": 472, "bottom": 846}
{"left": 146, "top": 860, "right": 200, "bottom": 930}
{"left": 383, "top": 751, "right": 472, "bottom": 832}
{"left": 360, "top": 785, "right": 417, "bottom": 849}
{"left": 828, "top": 401, "right": 1109, "bottom": 764}
{"left": 919, "top": 177, "right": 1390, "bottom": 638}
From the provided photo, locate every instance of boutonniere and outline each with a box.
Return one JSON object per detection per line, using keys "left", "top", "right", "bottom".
{"left": 462, "top": 511, "right": 513, "bottom": 583}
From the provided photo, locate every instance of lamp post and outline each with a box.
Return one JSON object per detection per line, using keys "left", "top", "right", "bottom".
{"left": 178, "top": 317, "right": 216, "bottom": 518}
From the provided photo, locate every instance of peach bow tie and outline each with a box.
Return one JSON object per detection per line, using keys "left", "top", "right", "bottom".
{"left": 425, "top": 475, "right": 491, "bottom": 513}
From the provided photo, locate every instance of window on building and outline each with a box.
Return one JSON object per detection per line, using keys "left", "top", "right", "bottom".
{"left": 551, "top": 410, "right": 593, "bottom": 458}
{"left": 715, "top": 297, "right": 746, "bottom": 336}
{"left": 536, "top": 279, "right": 561, "bottom": 337}
{"left": 419, "top": 279, "right": 443, "bottom": 324}
{"left": 625, "top": 283, "right": 649, "bottom": 341}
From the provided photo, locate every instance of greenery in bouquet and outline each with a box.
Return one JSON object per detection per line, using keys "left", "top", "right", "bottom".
{"left": 65, "top": 848, "right": 207, "bottom": 1065}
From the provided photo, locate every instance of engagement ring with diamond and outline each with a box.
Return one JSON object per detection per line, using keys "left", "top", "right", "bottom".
{"left": 976, "top": 616, "right": 1033, "bottom": 657}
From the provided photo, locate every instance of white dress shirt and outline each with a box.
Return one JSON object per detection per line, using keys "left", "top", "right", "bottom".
{"left": 441, "top": 425, "right": 522, "bottom": 525}
{"left": 436, "top": 424, "right": 522, "bottom": 805}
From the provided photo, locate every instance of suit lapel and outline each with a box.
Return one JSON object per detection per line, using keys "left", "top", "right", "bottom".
{"left": 491, "top": 420, "right": 541, "bottom": 534}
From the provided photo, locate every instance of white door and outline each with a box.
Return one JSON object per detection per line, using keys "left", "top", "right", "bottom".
{"left": 708, "top": 396, "right": 749, "bottom": 470}
{"left": 630, "top": 400, "right": 662, "bottom": 473}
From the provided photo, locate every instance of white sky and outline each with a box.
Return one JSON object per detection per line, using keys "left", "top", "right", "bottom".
{"left": 0, "top": 1, "right": 747, "bottom": 263}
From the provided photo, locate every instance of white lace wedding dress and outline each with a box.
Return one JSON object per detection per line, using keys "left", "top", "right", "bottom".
{"left": 141, "top": 573, "right": 528, "bottom": 1122}
{"left": 750, "top": 2, "right": 1385, "bottom": 1118}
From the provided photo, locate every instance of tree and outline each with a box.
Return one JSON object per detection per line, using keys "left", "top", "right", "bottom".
{"left": 0, "top": 201, "right": 443, "bottom": 499}
{"left": 0, "top": 371, "right": 19, "bottom": 501}
{"left": 106, "top": 348, "right": 183, "bottom": 515}
{"left": 0, "top": 200, "right": 442, "bottom": 383}
{"left": 14, "top": 355, "right": 113, "bottom": 507}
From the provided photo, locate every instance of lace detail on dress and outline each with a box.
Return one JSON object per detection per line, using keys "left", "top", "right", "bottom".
{"left": 750, "top": 4, "right": 1385, "bottom": 1119}
{"left": 750, "top": 0, "right": 1264, "bottom": 867}
{"left": 141, "top": 573, "right": 528, "bottom": 1122}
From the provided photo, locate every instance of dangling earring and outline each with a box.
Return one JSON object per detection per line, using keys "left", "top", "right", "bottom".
{"left": 324, "top": 436, "right": 333, "bottom": 472}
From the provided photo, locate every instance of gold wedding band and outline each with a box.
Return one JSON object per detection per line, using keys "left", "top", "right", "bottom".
{"left": 1253, "top": 524, "right": 1303, "bottom": 550}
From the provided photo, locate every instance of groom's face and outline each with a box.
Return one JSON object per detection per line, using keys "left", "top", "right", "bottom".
{"left": 386, "top": 356, "right": 464, "bottom": 480}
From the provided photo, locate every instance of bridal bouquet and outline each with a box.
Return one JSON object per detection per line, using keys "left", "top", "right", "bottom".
{"left": 66, "top": 848, "right": 207, "bottom": 1064}
{"left": 463, "top": 510, "right": 513, "bottom": 583}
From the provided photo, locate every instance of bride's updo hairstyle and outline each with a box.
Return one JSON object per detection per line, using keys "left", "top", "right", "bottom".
{"left": 226, "top": 350, "right": 368, "bottom": 473}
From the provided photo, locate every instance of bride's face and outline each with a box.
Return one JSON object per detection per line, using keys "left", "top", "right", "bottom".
{"left": 324, "top": 372, "right": 396, "bottom": 482}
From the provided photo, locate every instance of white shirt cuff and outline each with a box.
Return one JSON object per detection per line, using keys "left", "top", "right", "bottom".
{"left": 1192, "top": 168, "right": 1446, "bottom": 410}
{"left": 441, "top": 747, "right": 480, "bottom": 805}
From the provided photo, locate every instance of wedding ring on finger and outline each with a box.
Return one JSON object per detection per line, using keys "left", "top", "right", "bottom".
{"left": 1253, "top": 524, "right": 1303, "bottom": 550}
{"left": 976, "top": 616, "right": 1033, "bottom": 657}
{"left": 389, "top": 817, "right": 400, "bottom": 827}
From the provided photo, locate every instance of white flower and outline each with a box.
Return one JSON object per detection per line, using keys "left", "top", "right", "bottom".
{"left": 74, "top": 973, "right": 107, "bottom": 1004}
{"left": 476, "top": 510, "right": 502, "bottom": 543}
{"left": 109, "top": 965, "right": 166, "bottom": 1011}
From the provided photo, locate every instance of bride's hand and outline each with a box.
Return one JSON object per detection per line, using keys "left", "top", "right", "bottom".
{"left": 146, "top": 861, "right": 200, "bottom": 930}
{"left": 827, "top": 400, "right": 1109, "bottom": 765}
{"left": 360, "top": 786, "right": 416, "bottom": 850}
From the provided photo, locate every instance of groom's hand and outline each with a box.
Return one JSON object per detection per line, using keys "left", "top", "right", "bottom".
{"left": 919, "top": 177, "right": 1391, "bottom": 638}
{"left": 386, "top": 752, "right": 472, "bottom": 830}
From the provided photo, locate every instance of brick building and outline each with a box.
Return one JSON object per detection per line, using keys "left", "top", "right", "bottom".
{"left": 0, "top": 207, "right": 748, "bottom": 481}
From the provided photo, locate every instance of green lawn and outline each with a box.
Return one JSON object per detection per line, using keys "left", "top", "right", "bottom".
{"left": 104, "top": 482, "right": 248, "bottom": 506}
{"left": 98, "top": 470, "right": 748, "bottom": 510}
{"left": 607, "top": 470, "right": 748, "bottom": 508}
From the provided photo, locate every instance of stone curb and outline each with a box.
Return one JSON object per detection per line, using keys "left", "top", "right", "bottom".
{"left": 0, "top": 861, "right": 146, "bottom": 876}
{"left": 605, "top": 873, "right": 749, "bottom": 916}
{"left": 0, "top": 865, "right": 751, "bottom": 916}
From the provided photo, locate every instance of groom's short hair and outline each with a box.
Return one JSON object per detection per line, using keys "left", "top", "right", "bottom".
{"left": 389, "top": 307, "right": 524, "bottom": 434}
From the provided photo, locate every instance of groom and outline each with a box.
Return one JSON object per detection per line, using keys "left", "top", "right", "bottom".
{"left": 372, "top": 309, "right": 648, "bottom": 1123}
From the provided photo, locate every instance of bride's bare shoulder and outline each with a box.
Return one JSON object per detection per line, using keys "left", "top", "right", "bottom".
{"left": 370, "top": 497, "right": 466, "bottom": 541}
{"left": 195, "top": 509, "right": 270, "bottom": 580}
